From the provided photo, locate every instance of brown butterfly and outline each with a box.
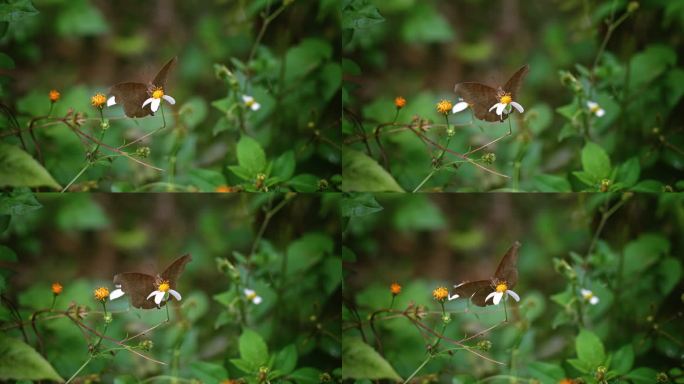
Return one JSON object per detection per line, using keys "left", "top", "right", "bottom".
{"left": 108, "top": 57, "right": 177, "bottom": 118}
{"left": 450, "top": 241, "right": 521, "bottom": 307}
{"left": 453, "top": 65, "right": 529, "bottom": 122}
{"left": 112, "top": 254, "right": 191, "bottom": 309}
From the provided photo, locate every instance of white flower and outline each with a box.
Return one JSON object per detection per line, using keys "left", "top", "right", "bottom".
{"left": 581, "top": 288, "right": 599, "bottom": 305}
{"left": 109, "top": 284, "right": 125, "bottom": 300}
{"left": 142, "top": 87, "right": 176, "bottom": 113}
{"left": 242, "top": 95, "right": 261, "bottom": 111}
{"left": 244, "top": 288, "right": 262, "bottom": 305}
{"left": 485, "top": 281, "right": 520, "bottom": 305}
{"left": 107, "top": 96, "right": 117, "bottom": 107}
{"left": 489, "top": 92, "right": 524, "bottom": 120}
{"left": 146, "top": 280, "right": 182, "bottom": 307}
{"left": 587, "top": 101, "right": 605, "bottom": 117}
{"left": 452, "top": 99, "right": 469, "bottom": 114}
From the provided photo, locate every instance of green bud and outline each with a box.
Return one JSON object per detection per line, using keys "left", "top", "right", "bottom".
{"left": 481, "top": 152, "right": 496, "bottom": 165}
{"left": 441, "top": 314, "right": 452, "bottom": 323}
{"left": 104, "top": 313, "right": 113, "bottom": 324}
{"left": 135, "top": 146, "right": 151, "bottom": 158}
{"left": 656, "top": 372, "right": 669, "bottom": 383}
{"left": 318, "top": 179, "right": 329, "bottom": 191}
{"left": 627, "top": 2, "right": 639, "bottom": 13}
{"left": 446, "top": 127, "right": 455, "bottom": 137}
{"left": 319, "top": 373, "right": 332, "bottom": 382}
{"left": 139, "top": 340, "right": 154, "bottom": 351}
{"left": 476, "top": 340, "right": 492, "bottom": 352}
{"left": 100, "top": 119, "right": 110, "bottom": 130}
{"left": 599, "top": 179, "right": 612, "bottom": 192}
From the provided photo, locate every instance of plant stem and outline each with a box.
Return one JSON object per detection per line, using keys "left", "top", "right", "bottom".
{"left": 61, "top": 162, "right": 91, "bottom": 193}
{"left": 404, "top": 355, "right": 432, "bottom": 384}
{"left": 65, "top": 357, "right": 92, "bottom": 384}
{"left": 412, "top": 169, "right": 436, "bottom": 193}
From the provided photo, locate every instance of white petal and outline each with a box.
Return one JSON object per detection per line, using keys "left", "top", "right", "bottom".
{"left": 147, "top": 290, "right": 159, "bottom": 300}
{"left": 154, "top": 291, "right": 165, "bottom": 305}
{"left": 162, "top": 95, "right": 176, "bottom": 105}
{"left": 110, "top": 289, "right": 125, "bottom": 300}
{"left": 496, "top": 103, "right": 506, "bottom": 116}
{"left": 510, "top": 101, "right": 524, "bottom": 113}
{"left": 447, "top": 293, "right": 460, "bottom": 301}
{"left": 142, "top": 98, "right": 153, "bottom": 108}
{"left": 485, "top": 291, "right": 497, "bottom": 303}
{"left": 168, "top": 289, "right": 182, "bottom": 301}
{"left": 507, "top": 290, "right": 520, "bottom": 302}
{"left": 587, "top": 101, "right": 598, "bottom": 109}
{"left": 107, "top": 96, "right": 116, "bottom": 107}
{"left": 452, "top": 101, "right": 469, "bottom": 114}
{"left": 590, "top": 296, "right": 599, "bottom": 305}
{"left": 244, "top": 288, "right": 255, "bottom": 296}
{"left": 489, "top": 103, "right": 500, "bottom": 112}
{"left": 253, "top": 296, "right": 262, "bottom": 305}
{"left": 580, "top": 289, "right": 591, "bottom": 296}
{"left": 150, "top": 98, "right": 161, "bottom": 112}
{"left": 493, "top": 292, "right": 504, "bottom": 305}
{"left": 251, "top": 102, "right": 261, "bottom": 111}
{"left": 242, "top": 95, "right": 253, "bottom": 103}
{"left": 596, "top": 108, "right": 605, "bottom": 117}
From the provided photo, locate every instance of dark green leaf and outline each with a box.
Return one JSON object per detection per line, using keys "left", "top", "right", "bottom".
{"left": 239, "top": 329, "right": 269, "bottom": 367}
{"left": 0, "top": 334, "right": 63, "bottom": 382}
{"left": 342, "top": 337, "right": 402, "bottom": 381}
{"left": 236, "top": 136, "right": 267, "bottom": 176}
{"left": 342, "top": 148, "right": 403, "bottom": 192}
{"left": 581, "top": 142, "right": 611, "bottom": 180}
{"left": 0, "top": 144, "right": 62, "bottom": 190}
{"left": 576, "top": 329, "right": 605, "bottom": 367}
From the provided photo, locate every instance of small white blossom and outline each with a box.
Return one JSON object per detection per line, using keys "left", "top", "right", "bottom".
{"left": 242, "top": 95, "right": 261, "bottom": 111}
{"left": 146, "top": 281, "right": 182, "bottom": 307}
{"left": 142, "top": 87, "right": 176, "bottom": 113}
{"left": 485, "top": 282, "right": 520, "bottom": 305}
{"left": 489, "top": 92, "right": 524, "bottom": 120}
{"left": 581, "top": 288, "right": 599, "bottom": 305}
{"left": 244, "top": 288, "right": 262, "bottom": 305}
{"left": 109, "top": 284, "right": 125, "bottom": 300}
{"left": 452, "top": 99, "right": 469, "bottom": 114}
{"left": 587, "top": 101, "right": 605, "bottom": 117}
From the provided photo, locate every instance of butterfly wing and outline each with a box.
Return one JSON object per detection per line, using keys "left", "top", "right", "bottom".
{"left": 452, "top": 280, "right": 492, "bottom": 307}
{"left": 493, "top": 241, "right": 521, "bottom": 289}
{"left": 160, "top": 254, "right": 192, "bottom": 290}
{"left": 453, "top": 82, "right": 503, "bottom": 122}
{"left": 502, "top": 65, "right": 529, "bottom": 101}
{"left": 113, "top": 272, "right": 158, "bottom": 309}
{"left": 109, "top": 82, "right": 152, "bottom": 118}
{"left": 151, "top": 56, "right": 177, "bottom": 89}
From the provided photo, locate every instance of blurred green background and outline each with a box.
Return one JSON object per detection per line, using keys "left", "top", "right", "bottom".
{"left": 342, "top": 193, "right": 684, "bottom": 382}
{"left": 0, "top": 0, "right": 341, "bottom": 192}
{"left": 342, "top": 0, "right": 684, "bottom": 192}
{"left": 0, "top": 192, "right": 341, "bottom": 382}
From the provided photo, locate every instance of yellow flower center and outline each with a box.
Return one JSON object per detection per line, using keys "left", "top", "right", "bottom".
{"left": 499, "top": 95, "right": 512, "bottom": 105}
{"left": 91, "top": 93, "right": 107, "bottom": 108}
{"left": 94, "top": 287, "right": 110, "bottom": 301}
{"left": 495, "top": 283, "right": 508, "bottom": 293}
{"left": 152, "top": 88, "right": 165, "bottom": 99}
{"left": 246, "top": 292, "right": 257, "bottom": 300}
{"left": 436, "top": 100, "right": 453, "bottom": 114}
{"left": 582, "top": 291, "right": 594, "bottom": 300}
{"left": 589, "top": 105, "right": 600, "bottom": 113}
{"left": 245, "top": 99, "right": 255, "bottom": 107}
{"left": 157, "top": 281, "right": 170, "bottom": 292}
{"left": 432, "top": 286, "right": 449, "bottom": 301}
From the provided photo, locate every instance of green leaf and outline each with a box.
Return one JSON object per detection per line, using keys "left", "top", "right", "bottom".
{"left": 657, "top": 257, "right": 682, "bottom": 295}
{"left": 566, "top": 358, "right": 592, "bottom": 374}
{"left": 581, "top": 142, "right": 611, "bottom": 180}
{"left": 632, "top": 179, "right": 664, "bottom": 193}
{"left": 287, "top": 174, "right": 318, "bottom": 192}
{"left": 392, "top": 196, "right": 446, "bottom": 231}
{"left": 0, "top": 0, "right": 38, "bottom": 22}
{"left": 629, "top": 45, "right": 676, "bottom": 88}
{"left": 273, "top": 344, "right": 297, "bottom": 376}
{"left": 284, "top": 38, "right": 332, "bottom": 83}
{"left": 342, "top": 337, "right": 402, "bottom": 381}
{"left": 56, "top": 195, "right": 109, "bottom": 230}
{"left": 341, "top": 148, "right": 404, "bottom": 192}
{"left": 236, "top": 136, "right": 267, "bottom": 176}
{"left": 615, "top": 157, "right": 640, "bottom": 188}
{"left": 527, "top": 361, "right": 565, "bottom": 384}
{"left": 0, "top": 334, "right": 64, "bottom": 382}
{"left": 190, "top": 361, "right": 227, "bottom": 384}
{"left": 0, "top": 144, "right": 62, "bottom": 190}
{"left": 576, "top": 329, "right": 605, "bottom": 367}
{"left": 286, "top": 233, "right": 333, "bottom": 276}
{"left": 288, "top": 367, "right": 322, "bottom": 384}
{"left": 239, "top": 329, "right": 269, "bottom": 368}
{"left": 340, "top": 193, "right": 383, "bottom": 218}
{"left": 0, "top": 190, "right": 41, "bottom": 216}
{"left": 0, "top": 52, "right": 14, "bottom": 69}
{"left": 56, "top": 0, "right": 108, "bottom": 37}
{"left": 0, "top": 245, "right": 17, "bottom": 262}
{"left": 625, "top": 367, "right": 658, "bottom": 384}
{"left": 228, "top": 165, "right": 253, "bottom": 181}
{"left": 532, "top": 174, "right": 572, "bottom": 192}
{"left": 611, "top": 344, "right": 634, "bottom": 375}
{"left": 272, "top": 150, "right": 296, "bottom": 181}
{"left": 341, "top": 0, "right": 384, "bottom": 30}
{"left": 623, "top": 234, "right": 669, "bottom": 277}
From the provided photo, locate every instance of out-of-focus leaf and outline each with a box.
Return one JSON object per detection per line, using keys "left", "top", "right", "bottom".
{"left": 0, "top": 143, "right": 61, "bottom": 190}
{"left": 576, "top": 329, "right": 605, "bottom": 367}
{"left": 190, "top": 361, "right": 227, "bottom": 384}
{"left": 0, "top": 0, "right": 38, "bottom": 22}
{"left": 0, "top": 334, "right": 64, "bottom": 382}
{"left": 341, "top": 148, "right": 404, "bottom": 192}
{"left": 342, "top": 337, "right": 402, "bottom": 381}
